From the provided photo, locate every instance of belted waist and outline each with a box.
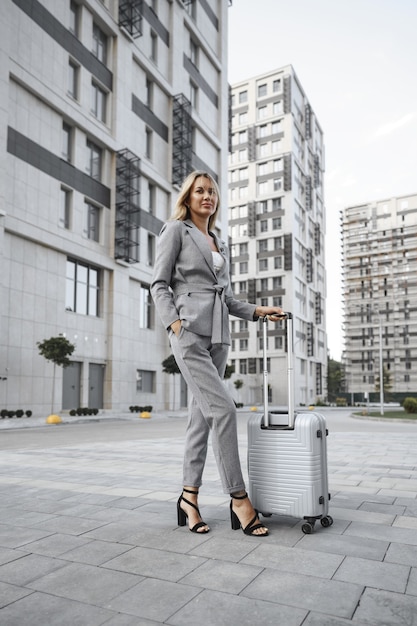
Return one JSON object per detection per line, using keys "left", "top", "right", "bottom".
{"left": 172, "top": 283, "right": 226, "bottom": 343}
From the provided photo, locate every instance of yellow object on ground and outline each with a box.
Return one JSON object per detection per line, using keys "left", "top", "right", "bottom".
{"left": 139, "top": 411, "right": 152, "bottom": 419}
{"left": 250, "top": 406, "right": 258, "bottom": 412}
{"left": 46, "top": 414, "right": 62, "bottom": 424}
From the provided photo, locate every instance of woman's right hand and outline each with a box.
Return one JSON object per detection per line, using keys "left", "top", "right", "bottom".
{"left": 171, "top": 319, "right": 182, "bottom": 336}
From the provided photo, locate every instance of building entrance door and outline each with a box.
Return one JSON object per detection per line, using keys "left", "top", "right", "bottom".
{"left": 62, "top": 362, "right": 81, "bottom": 410}
{"left": 89, "top": 363, "right": 104, "bottom": 409}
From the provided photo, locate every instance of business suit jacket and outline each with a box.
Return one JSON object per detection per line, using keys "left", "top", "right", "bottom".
{"left": 150, "top": 219, "right": 257, "bottom": 345}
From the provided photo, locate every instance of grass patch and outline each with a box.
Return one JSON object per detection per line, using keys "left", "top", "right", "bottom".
{"left": 353, "top": 410, "right": 417, "bottom": 420}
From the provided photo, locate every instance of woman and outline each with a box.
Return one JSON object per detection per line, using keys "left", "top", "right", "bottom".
{"left": 151, "top": 171, "right": 284, "bottom": 536}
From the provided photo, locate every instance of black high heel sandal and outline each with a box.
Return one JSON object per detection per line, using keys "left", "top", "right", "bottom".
{"left": 230, "top": 492, "right": 269, "bottom": 536}
{"left": 177, "top": 487, "right": 210, "bottom": 534}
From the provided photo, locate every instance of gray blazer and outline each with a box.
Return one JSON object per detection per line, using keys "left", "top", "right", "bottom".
{"left": 150, "top": 219, "right": 257, "bottom": 345}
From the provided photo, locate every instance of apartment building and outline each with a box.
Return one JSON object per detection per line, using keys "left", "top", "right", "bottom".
{"left": 228, "top": 66, "right": 327, "bottom": 407}
{"left": 342, "top": 194, "right": 417, "bottom": 399}
{"left": 0, "top": 0, "right": 230, "bottom": 415}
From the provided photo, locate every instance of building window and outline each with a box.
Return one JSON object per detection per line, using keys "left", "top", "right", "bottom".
{"left": 147, "top": 234, "right": 155, "bottom": 266}
{"left": 258, "top": 239, "right": 268, "bottom": 253}
{"left": 150, "top": 30, "right": 158, "bottom": 62}
{"left": 272, "top": 140, "right": 281, "bottom": 153}
{"left": 69, "top": 1, "right": 79, "bottom": 36}
{"left": 274, "top": 256, "right": 282, "bottom": 269}
{"left": 273, "top": 178, "right": 282, "bottom": 191}
{"left": 260, "top": 278, "right": 268, "bottom": 291}
{"left": 272, "top": 120, "right": 282, "bottom": 134}
{"left": 60, "top": 187, "right": 71, "bottom": 229}
{"left": 146, "top": 79, "right": 153, "bottom": 108}
{"left": 239, "top": 339, "right": 248, "bottom": 351}
{"left": 145, "top": 128, "right": 152, "bottom": 159}
{"left": 273, "top": 78, "right": 281, "bottom": 92}
{"left": 240, "top": 262, "right": 248, "bottom": 274}
{"left": 273, "top": 101, "right": 283, "bottom": 115}
{"left": 240, "top": 359, "right": 247, "bottom": 374}
{"left": 62, "top": 123, "right": 72, "bottom": 161}
{"left": 239, "top": 112, "right": 247, "bottom": 125}
{"left": 273, "top": 277, "right": 282, "bottom": 288}
{"left": 66, "top": 259, "right": 99, "bottom": 316}
{"left": 272, "top": 217, "right": 281, "bottom": 230}
{"left": 239, "top": 90, "right": 248, "bottom": 104}
{"left": 259, "top": 143, "right": 268, "bottom": 157}
{"left": 273, "top": 158, "right": 283, "bottom": 172}
{"left": 190, "top": 38, "right": 198, "bottom": 66}
{"left": 240, "top": 242, "right": 248, "bottom": 254}
{"left": 259, "top": 258, "right": 268, "bottom": 271}
{"left": 258, "top": 181, "right": 268, "bottom": 195}
{"left": 239, "top": 130, "right": 248, "bottom": 143}
{"left": 272, "top": 197, "right": 282, "bottom": 210}
{"left": 148, "top": 182, "right": 155, "bottom": 214}
{"left": 92, "top": 23, "right": 107, "bottom": 64}
{"left": 274, "top": 237, "right": 282, "bottom": 249}
{"left": 273, "top": 296, "right": 282, "bottom": 307}
{"left": 258, "top": 124, "right": 268, "bottom": 138}
{"left": 91, "top": 82, "right": 107, "bottom": 123}
{"left": 258, "top": 83, "right": 267, "bottom": 97}
{"left": 85, "top": 202, "right": 100, "bottom": 242}
{"left": 260, "top": 220, "right": 268, "bottom": 232}
{"left": 139, "top": 284, "right": 154, "bottom": 328}
{"left": 258, "top": 106, "right": 267, "bottom": 120}
{"left": 87, "top": 141, "right": 102, "bottom": 180}
{"left": 190, "top": 81, "right": 198, "bottom": 108}
{"left": 258, "top": 162, "right": 268, "bottom": 176}
{"left": 68, "top": 59, "right": 79, "bottom": 99}
{"left": 239, "top": 281, "right": 247, "bottom": 292}
{"left": 239, "top": 320, "right": 248, "bottom": 332}
{"left": 136, "top": 369, "right": 155, "bottom": 392}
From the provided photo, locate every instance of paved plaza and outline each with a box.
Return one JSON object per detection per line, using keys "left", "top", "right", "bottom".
{"left": 1, "top": 410, "right": 417, "bottom": 625}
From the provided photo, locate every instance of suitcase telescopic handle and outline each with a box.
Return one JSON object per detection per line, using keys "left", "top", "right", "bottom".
{"left": 262, "top": 312, "right": 295, "bottom": 428}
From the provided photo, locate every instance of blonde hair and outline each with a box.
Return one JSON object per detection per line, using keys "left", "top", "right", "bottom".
{"left": 171, "top": 170, "right": 220, "bottom": 231}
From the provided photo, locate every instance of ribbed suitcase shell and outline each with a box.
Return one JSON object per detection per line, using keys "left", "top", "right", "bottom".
{"left": 248, "top": 411, "right": 330, "bottom": 523}
{"left": 247, "top": 315, "right": 332, "bottom": 532}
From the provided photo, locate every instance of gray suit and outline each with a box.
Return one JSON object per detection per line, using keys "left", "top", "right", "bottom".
{"left": 151, "top": 219, "right": 257, "bottom": 493}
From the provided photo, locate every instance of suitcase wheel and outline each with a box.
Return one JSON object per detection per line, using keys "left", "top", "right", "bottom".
{"left": 302, "top": 521, "right": 315, "bottom": 534}
{"left": 320, "top": 515, "right": 333, "bottom": 528}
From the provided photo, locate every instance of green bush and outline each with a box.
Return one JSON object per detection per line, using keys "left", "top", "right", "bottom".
{"left": 403, "top": 397, "right": 417, "bottom": 414}
{"left": 25, "top": 410, "right": 32, "bottom": 417}
{"left": 336, "top": 397, "right": 347, "bottom": 407}
{"left": 16, "top": 410, "right": 24, "bottom": 418}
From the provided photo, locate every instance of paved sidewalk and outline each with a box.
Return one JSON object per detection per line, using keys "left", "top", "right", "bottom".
{"left": 1, "top": 417, "right": 417, "bottom": 625}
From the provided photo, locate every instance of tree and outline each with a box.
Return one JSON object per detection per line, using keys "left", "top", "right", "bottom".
{"left": 162, "top": 354, "right": 181, "bottom": 409}
{"left": 327, "top": 357, "right": 344, "bottom": 403}
{"left": 37, "top": 335, "right": 75, "bottom": 414}
{"left": 233, "top": 378, "right": 244, "bottom": 403}
{"left": 224, "top": 363, "right": 235, "bottom": 380}
{"left": 375, "top": 366, "right": 393, "bottom": 401}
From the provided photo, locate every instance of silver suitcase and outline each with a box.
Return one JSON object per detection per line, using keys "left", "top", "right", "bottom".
{"left": 248, "top": 314, "right": 333, "bottom": 534}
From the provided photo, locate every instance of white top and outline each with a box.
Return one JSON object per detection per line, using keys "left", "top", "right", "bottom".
{"left": 212, "top": 251, "right": 225, "bottom": 274}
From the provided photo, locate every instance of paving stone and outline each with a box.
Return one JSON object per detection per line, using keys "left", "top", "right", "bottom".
{"left": 241, "top": 568, "right": 363, "bottom": 619}
{"left": 345, "top": 521, "right": 417, "bottom": 545}
{"left": 28, "top": 561, "right": 141, "bottom": 605}
{"left": 354, "top": 588, "right": 417, "bottom": 625}
{"left": 23, "top": 533, "right": 91, "bottom": 557}
{"left": 189, "top": 535, "right": 259, "bottom": 562}
{"left": 0, "top": 546, "right": 29, "bottom": 566}
{"left": 103, "top": 546, "right": 206, "bottom": 582}
{"left": 0, "top": 553, "right": 67, "bottom": 585}
{"left": 385, "top": 543, "right": 417, "bottom": 567}
{"left": 107, "top": 578, "right": 201, "bottom": 622}
{"left": 0, "top": 581, "right": 33, "bottom": 609}
{"left": 241, "top": 542, "right": 343, "bottom": 578}
{"left": 0, "top": 590, "right": 115, "bottom": 625}
{"left": 406, "top": 567, "right": 417, "bottom": 596}
{"left": 103, "top": 614, "right": 164, "bottom": 626}
{"left": 32, "top": 515, "right": 108, "bottom": 536}
{"left": 0, "top": 524, "right": 53, "bottom": 549}
{"left": 167, "top": 588, "right": 308, "bottom": 626}
{"left": 297, "top": 531, "right": 388, "bottom": 561}
{"left": 61, "top": 539, "right": 134, "bottom": 565}
{"left": 179, "top": 558, "right": 263, "bottom": 594}
{"left": 302, "top": 611, "right": 374, "bottom": 625}
{"left": 333, "top": 556, "right": 410, "bottom": 593}
{"left": 359, "top": 501, "right": 406, "bottom": 516}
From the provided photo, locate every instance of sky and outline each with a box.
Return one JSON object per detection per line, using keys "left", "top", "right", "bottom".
{"left": 228, "top": 0, "right": 417, "bottom": 360}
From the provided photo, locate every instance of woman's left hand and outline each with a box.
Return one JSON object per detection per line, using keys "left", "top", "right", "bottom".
{"left": 255, "top": 306, "right": 286, "bottom": 322}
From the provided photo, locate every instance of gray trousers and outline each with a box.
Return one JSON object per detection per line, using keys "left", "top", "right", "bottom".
{"left": 170, "top": 328, "right": 246, "bottom": 494}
